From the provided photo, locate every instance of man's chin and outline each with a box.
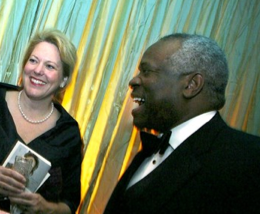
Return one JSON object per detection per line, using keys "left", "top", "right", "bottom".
{"left": 133, "top": 120, "right": 153, "bottom": 131}
{"left": 133, "top": 121, "right": 146, "bottom": 130}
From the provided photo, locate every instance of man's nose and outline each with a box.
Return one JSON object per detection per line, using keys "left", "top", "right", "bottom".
{"left": 129, "top": 75, "right": 140, "bottom": 89}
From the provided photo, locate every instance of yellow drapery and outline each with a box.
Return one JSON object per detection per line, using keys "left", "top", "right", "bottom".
{"left": 0, "top": 0, "right": 259, "bottom": 213}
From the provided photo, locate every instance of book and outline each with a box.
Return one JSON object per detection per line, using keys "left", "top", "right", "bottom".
{"left": 2, "top": 140, "right": 51, "bottom": 193}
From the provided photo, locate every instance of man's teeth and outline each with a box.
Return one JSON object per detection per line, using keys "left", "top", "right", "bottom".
{"left": 133, "top": 97, "right": 145, "bottom": 105}
{"left": 31, "top": 78, "right": 46, "bottom": 85}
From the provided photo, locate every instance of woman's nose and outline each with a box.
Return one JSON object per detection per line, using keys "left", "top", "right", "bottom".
{"left": 34, "top": 64, "right": 44, "bottom": 75}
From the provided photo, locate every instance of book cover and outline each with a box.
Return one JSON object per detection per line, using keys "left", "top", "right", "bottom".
{"left": 2, "top": 141, "right": 51, "bottom": 193}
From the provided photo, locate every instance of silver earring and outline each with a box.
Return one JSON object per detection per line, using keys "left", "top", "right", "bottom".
{"left": 60, "top": 82, "right": 65, "bottom": 88}
{"left": 60, "top": 77, "right": 68, "bottom": 88}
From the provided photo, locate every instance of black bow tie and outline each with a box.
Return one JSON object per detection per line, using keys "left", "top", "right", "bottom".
{"left": 140, "top": 131, "right": 172, "bottom": 157}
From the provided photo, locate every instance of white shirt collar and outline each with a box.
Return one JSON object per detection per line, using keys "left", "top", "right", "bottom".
{"left": 169, "top": 111, "right": 217, "bottom": 150}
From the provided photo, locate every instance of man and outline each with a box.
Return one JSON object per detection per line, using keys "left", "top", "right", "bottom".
{"left": 104, "top": 33, "right": 260, "bottom": 213}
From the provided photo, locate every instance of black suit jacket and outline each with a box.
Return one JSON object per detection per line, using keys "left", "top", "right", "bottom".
{"left": 104, "top": 113, "right": 260, "bottom": 214}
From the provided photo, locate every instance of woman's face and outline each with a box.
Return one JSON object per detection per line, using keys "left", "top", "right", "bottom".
{"left": 23, "top": 41, "right": 66, "bottom": 101}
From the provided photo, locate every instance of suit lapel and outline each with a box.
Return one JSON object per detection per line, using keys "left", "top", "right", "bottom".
{"left": 124, "top": 138, "right": 201, "bottom": 212}
{"left": 104, "top": 151, "right": 147, "bottom": 212}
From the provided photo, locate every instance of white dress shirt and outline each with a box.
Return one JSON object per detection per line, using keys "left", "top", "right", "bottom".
{"left": 127, "top": 111, "right": 217, "bottom": 188}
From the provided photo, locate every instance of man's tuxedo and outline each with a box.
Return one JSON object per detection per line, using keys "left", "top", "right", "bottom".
{"left": 104, "top": 113, "right": 260, "bottom": 214}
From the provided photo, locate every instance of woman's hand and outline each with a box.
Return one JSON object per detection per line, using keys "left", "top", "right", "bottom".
{"left": 9, "top": 192, "right": 46, "bottom": 213}
{"left": 9, "top": 192, "right": 71, "bottom": 214}
{"left": 0, "top": 165, "right": 26, "bottom": 197}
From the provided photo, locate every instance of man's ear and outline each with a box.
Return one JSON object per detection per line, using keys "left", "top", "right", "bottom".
{"left": 183, "top": 73, "right": 204, "bottom": 98}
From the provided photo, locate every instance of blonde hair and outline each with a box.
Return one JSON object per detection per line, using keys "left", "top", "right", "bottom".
{"left": 19, "top": 28, "right": 77, "bottom": 102}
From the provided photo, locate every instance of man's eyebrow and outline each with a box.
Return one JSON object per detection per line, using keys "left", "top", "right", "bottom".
{"left": 139, "top": 62, "right": 152, "bottom": 68}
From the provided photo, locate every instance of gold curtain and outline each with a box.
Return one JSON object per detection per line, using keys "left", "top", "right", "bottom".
{"left": 0, "top": 0, "right": 259, "bottom": 213}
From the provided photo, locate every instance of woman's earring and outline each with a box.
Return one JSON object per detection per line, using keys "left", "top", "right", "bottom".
{"left": 60, "top": 82, "right": 65, "bottom": 88}
{"left": 60, "top": 77, "right": 68, "bottom": 88}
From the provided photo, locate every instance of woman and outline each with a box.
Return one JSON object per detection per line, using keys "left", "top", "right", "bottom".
{"left": 0, "top": 29, "right": 82, "bottom": 214}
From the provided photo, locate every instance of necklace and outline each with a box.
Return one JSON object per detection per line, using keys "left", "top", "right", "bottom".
{"left": 18, "top": 90, "right": 54, "bottom": 124}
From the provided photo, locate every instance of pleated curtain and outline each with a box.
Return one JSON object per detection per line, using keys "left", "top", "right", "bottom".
{"left": 0, "top": 0, "right": 259, "bottom": 213}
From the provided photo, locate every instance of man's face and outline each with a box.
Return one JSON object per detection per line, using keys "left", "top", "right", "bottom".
{"left": 129, "top": 40, "right": 186, "bottom": 132}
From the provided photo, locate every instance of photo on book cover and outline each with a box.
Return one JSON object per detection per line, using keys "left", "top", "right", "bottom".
{"left": 2, "top": 141, "right": 51, "bottom": 193}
